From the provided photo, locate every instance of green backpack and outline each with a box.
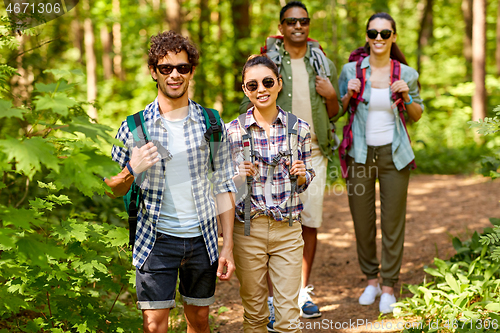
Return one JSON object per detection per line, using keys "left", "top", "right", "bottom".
{"left": 123, "top": 107, "right": 222, "bottom": 249}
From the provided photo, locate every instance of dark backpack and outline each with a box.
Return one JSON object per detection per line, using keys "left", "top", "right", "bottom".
{"left": 338, "top": 55, "right": 416, "bottom": 178}
{"left": 123, "top": 107, "right": 222, "bottom": 249}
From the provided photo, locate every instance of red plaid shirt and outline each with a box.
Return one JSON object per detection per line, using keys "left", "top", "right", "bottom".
{"left": 226, "top": 107, "right": 315, "bottom": 223}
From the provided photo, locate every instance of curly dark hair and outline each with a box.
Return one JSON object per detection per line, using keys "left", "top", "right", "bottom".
{"left": 147, "top": 31, "right": 199, "bottom": 71}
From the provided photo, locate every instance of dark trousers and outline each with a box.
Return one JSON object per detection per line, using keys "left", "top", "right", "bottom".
{"left": 346, "top": 144, "right": 410, "bottom": 287}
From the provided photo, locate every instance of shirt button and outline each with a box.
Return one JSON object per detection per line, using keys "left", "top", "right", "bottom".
{"left": 288, "top": 93, "right": 292, "bottom": 97}
{"left": 287, "top": 61, "right": 290, "bottom": 64}
{"left": 288, "top": 76, "right": 291, "bottom": 80}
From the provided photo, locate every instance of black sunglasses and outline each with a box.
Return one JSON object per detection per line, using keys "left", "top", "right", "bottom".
{"left": 366, "top": 29, "right": 393, "bottom": 40}
{"left": 156, "top": 63, "right": 193, "bottom": 75}
{"left": 281, "top": 17, "right": 310, "bottom": 26}
{"left": 244, "top": 77, "right": 276, "bottom": 92}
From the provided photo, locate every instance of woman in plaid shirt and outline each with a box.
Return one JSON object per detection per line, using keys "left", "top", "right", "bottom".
{"left": 226, "top": 55, "right": 315, "bottom": 333}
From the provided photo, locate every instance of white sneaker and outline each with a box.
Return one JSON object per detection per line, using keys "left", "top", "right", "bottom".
{"left": 379, "top": 293, "right": 397, "bottom": 314}
{"left": 358, "top": 284, "right": 382, "bottom": 305}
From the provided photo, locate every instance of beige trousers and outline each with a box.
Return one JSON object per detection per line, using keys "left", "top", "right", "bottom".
{"left": 233, "top": 216, "right": 304, "bottom": 333}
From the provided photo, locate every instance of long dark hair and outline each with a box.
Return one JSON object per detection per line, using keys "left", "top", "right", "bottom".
{"left": 363, "top": 12, "right": 408, "bottom": 66}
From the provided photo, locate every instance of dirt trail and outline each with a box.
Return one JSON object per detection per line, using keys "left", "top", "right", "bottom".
{"left": 211, "top": 174, "right": 500, "bottom": 333}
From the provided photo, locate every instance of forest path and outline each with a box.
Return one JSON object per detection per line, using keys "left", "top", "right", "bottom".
{"left": 211, "top": 174, "right": 500, "bottom": 333}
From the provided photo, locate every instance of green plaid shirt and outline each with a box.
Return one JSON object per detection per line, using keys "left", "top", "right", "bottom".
{"left": 338, "top": 56, "right": 424, "bottom": 170}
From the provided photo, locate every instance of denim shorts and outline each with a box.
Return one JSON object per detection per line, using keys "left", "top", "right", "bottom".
{"left": 136, "top": 233, "right": 218, "bottom": 310}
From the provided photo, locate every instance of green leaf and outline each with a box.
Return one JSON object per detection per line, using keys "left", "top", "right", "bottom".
{"left": 434, "top": 258, "right": 449, "bottom": 274}
{"left": 34, "top": 93, "right": 77, "bottom": 116}
{"left": 103, "top": 227, "right": 128, "bottom": 247}
{"left": 44, "top": 68, "right": 84, "bottom": 80}
{"left": 218, "top": 306, "right": 229, "bottom": 314}
{"left": 59, "top": 116, "right": 117, "bottom": 144}
{"left": 29, "top": 197, "right": 55, "bottom": 211}
{"left": 424, "top": 267, "right": 444, "bottom": 278}
{"left": 485, "top": 303, "right": 500, "bottom": 311}
{"left": 46, "top": 194, "right": 72, "bottom": 205}
{"left": 445, "top": 272, "right": 460, "bottom": 294}
{"left": 0, "top": 99, "right": 25, "bottom": 119}
{"left": 1, "top": 207, "right": 41, "bottom": 228}
{"left": 0, "top": 137, "right": 59, "bottom": 179}
{"left": 0, "top": 227, "right": 16, "bottom": 250}
{"left": 17, "top": 237, "right": 67, "bottom": 267}
{"left": 490, "top": 218, "right": 500, "bottom": 227}
{"left": 452, "top": 237, "right": 463, "bottom": 251}
{"left": 73, "top": 322, "right": 88, "bottom": 333}
{"left": 37, "top": 181, "right": 57, "bottom": 190}
{"left": 35, "top": 81, "right": 75, "bottom": 93}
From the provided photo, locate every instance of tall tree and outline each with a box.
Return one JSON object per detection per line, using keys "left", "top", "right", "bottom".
{"left": 83, "top": 0, "right": 98, "bottom": 121}
{"left": 472, "top": 0, "right": 487, "bottom": 121}
{"left": 166, "top": 0, "right": 182, "bottom": 33}
{"left": 195, "top": 0, "right": 210, "bottom": 105}
{"left": 113, "top": 0, "right": 125, "bottom": 80}
{"left": 71, "top": 5, "right": 83, "bottom": 64}
{"left": 417, "top": 0, "right": 434, "bottom": 73}
{"left": 462, "top": 0, "right": 473, "bottom": 79}
{"left": 230, "top": 0, "right": 250, "bottom": 94}
{"left": 496, "top": 0, "right": 500, "bottom": 75}
{"left": 100, "top": 25, "right": 113, "bottom": 80}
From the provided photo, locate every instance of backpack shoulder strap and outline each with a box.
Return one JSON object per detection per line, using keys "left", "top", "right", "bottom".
{"left": 309, "top": 45, "right": 331, "bottom": 78}
{"left": 201, "top": 107, "right": 222, "bottom": 172}
{"left": 237, "top": 113, "right": 252, "bottom": 237}
{"left": 126, "top": 110, "right": 150, "bottom": 147}
{"left": 349, "top": 59, "right": 366, "bottom": 114}
{"left": 285, "top": 112, "right": 299, "bottom": 227}
{"left": 390, "top": 60, "right": 417, "bottom": 170}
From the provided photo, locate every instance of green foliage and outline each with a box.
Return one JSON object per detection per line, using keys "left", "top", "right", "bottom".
{"left": 394, "top": 219, "right": 500, "bottom": 332}
{"left": 0, "top": 56, "right": 142, "bottom": 330}
{"left": 469, "top": 108, "right": 500, "bottom": 179}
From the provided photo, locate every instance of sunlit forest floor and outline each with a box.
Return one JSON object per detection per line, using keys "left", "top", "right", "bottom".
{"left": 213, "top": 174, "right": 500, "bottom": 333}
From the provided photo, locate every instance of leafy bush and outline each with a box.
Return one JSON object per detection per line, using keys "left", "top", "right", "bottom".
{"left": 0, "top": 63, "right": 144, "bottom": 331}
{"left": 394, "top": 219, "right": 500, "bottom": 333}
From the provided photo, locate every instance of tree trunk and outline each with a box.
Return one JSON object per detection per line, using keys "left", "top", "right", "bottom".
{"left": 113, "top": 0, "right": 125, "bottom": 80}
{"left": 417, "top": 0, "right": 434, "bottom": 74}
{"left": 214, "top": 0, "right": 226, "bottom": 113}
{"left": 100, "top": 25, "right": 113, "bottom": 80}
{"left": 472, "top": 0, "right": 487, "bottom": 121}
{"left": 330, "top": 0, "right": 338, "bottom": 66}
{"left": 71, "top": 5, "right": 83, "bottom": 64}
{"left": 195, "top": 0, "right": 209, "bottom": 105}
{"left": 462, "top": 0, "right": 473, "bottom": 79}
{"left": 230, "top": 0, "right": 250, "bottom": 93}
{"left": 166, "top": 0, "right": 182, "bottom": 33}
{"left": 496, "top": 0, "right": 500, "bottom": 75}
{"left": 83, "top": 0, "right": 98, "bottom": 121}
{"left": 11, "top": 35, "right": 34, "bottom": 108}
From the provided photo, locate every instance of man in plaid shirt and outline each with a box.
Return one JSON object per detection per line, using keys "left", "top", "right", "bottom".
{"left": 105, "top": 31, "right": 236, "bottom": 333}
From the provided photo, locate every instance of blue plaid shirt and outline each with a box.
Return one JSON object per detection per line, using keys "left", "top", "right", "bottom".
{"left": 226, "top": 106, "right": 315, "bottom": 223}
{"left": 111, "top": 98, "right": 236, "bottom": 268}
{"left": 338, "top": 56, "right": 424, "bottom": 170}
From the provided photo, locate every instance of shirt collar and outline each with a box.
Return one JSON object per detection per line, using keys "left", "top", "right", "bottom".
{"left": 152, "top": 97, "right": 198, "bottom": 124}
{"left": 361, "top": 55, "right": 371, "bottom": 69}
{"left": 279, "top": 40, "right": 312, "bottom": 60}
{"left": 244, "top": 106, "right": 287, "bottom": 129}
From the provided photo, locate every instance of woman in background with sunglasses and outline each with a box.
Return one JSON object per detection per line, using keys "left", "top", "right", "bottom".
{"left": 226, "top": 54, "right": 314, "bottom": 333}
{"left": 338, "top": 12, "right": 423, "bottom": 314}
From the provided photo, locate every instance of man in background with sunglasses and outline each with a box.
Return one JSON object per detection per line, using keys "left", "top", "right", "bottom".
{"left": 240, "top": 1, "right": 342, "bottom": 329}
{"left": 107, "top": 30, "right": 236, "bottom": 333}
